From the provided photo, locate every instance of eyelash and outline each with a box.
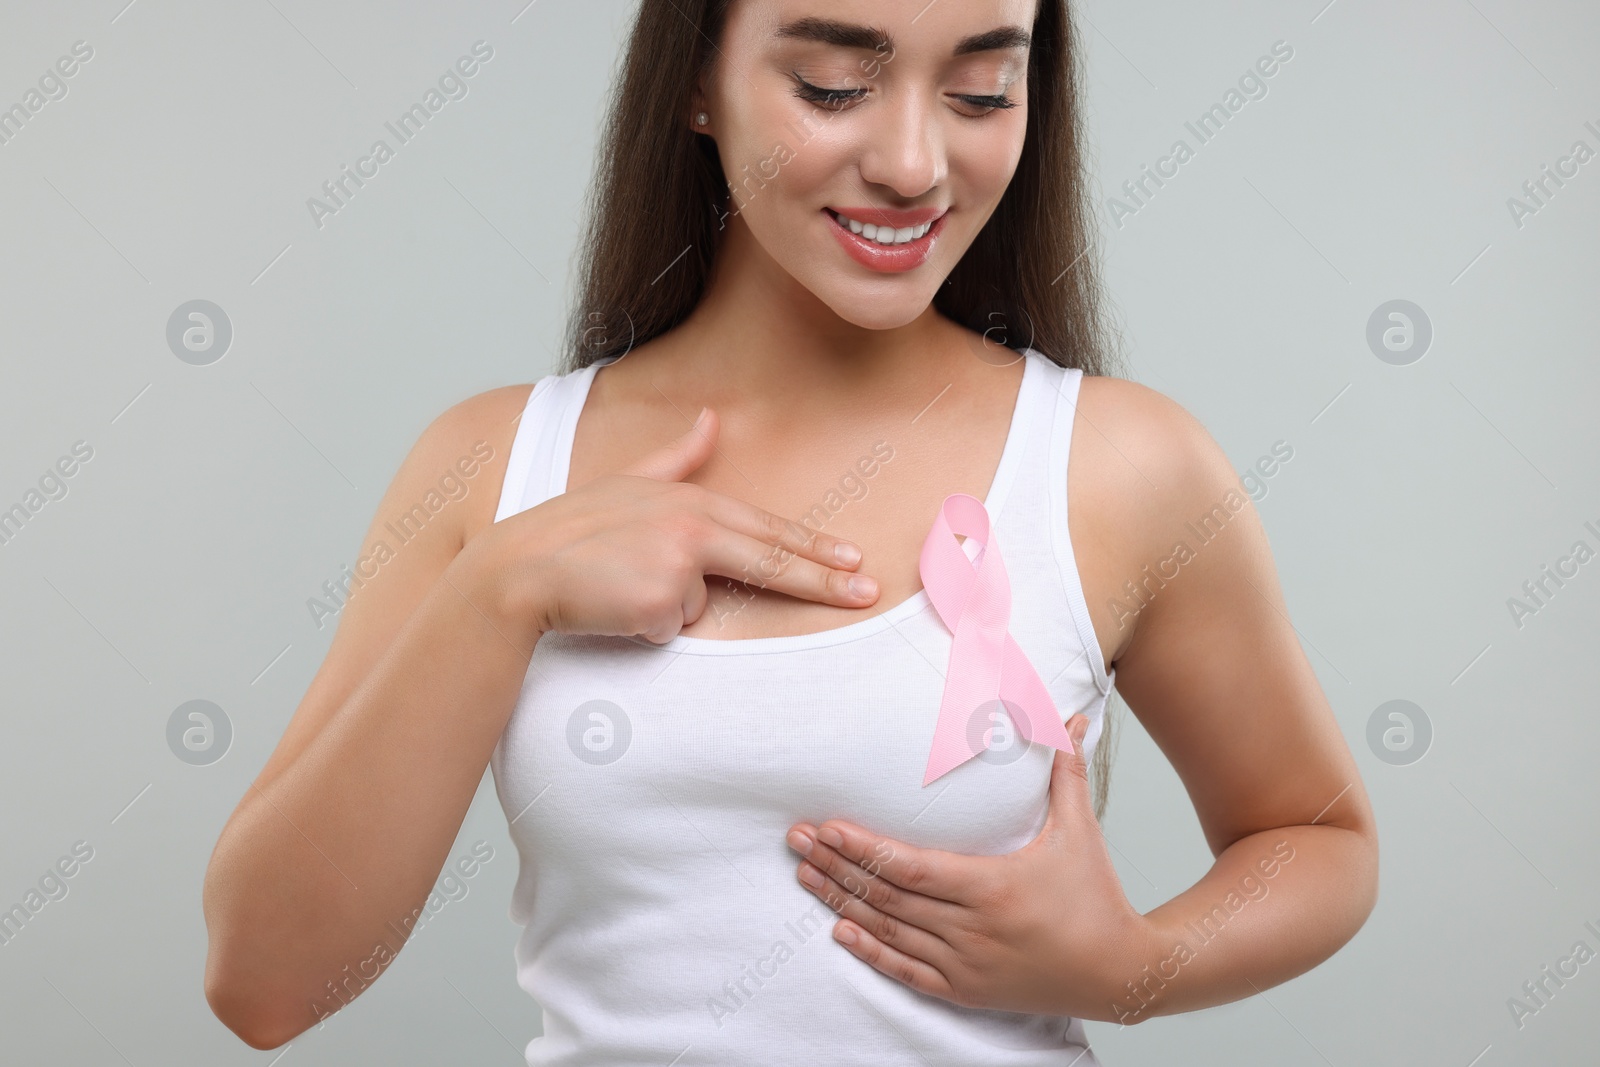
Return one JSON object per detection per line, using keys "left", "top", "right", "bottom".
{"left": 788, "top": 74, "right": 1017, "bottom": 116}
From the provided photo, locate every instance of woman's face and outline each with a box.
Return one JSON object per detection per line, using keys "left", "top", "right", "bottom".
{"left": 698, "top": 0, "right": 1036, "bottom": 331}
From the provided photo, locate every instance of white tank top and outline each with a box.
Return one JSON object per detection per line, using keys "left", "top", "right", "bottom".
{"left": 490, "top": 346, "right": 1116, "bottom": 1065}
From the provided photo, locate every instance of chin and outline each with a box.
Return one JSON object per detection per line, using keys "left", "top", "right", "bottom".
{"left": 797, "top": 263, "right": 946, "bottom": 331}
{"left": 816, "top": 289, "right": 936, "bottom": 331}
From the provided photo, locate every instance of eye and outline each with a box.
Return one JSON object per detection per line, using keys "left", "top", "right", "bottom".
{"left": 790, "top": 73, "right": 866, "bottom": 110}
{"left": 789, "top": 74, "right": 1020, "bottom": 118}
{"left": 954, "top": 92, "right": 1019, "bottom": 118}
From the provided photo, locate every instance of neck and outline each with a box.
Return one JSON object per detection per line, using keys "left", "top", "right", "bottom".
{"left": 657, "top": 214, "right": 966, "bottom": 408}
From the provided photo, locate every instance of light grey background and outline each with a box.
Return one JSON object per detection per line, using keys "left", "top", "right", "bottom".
{"left": 1, "top": 0, "right": 1595, "bottom": 1063}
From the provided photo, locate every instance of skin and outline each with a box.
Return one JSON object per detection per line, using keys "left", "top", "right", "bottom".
{"left": 673, "top": 0, "right": 1376, "bottom": 1025}
{"left": 202, "top": 0, "right": 1377, "bottom": 1046}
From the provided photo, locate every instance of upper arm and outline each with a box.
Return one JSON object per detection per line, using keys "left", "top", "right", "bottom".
{"left": 1091, "top": 380, "right": 1376, "bottom": 856}
{"left": 248, "top": 383, "right": 535, "bottom": 793}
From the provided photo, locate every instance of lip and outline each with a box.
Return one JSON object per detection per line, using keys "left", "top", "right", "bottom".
{"left": 823, "top": 207, "right": 949, "bottom": 273}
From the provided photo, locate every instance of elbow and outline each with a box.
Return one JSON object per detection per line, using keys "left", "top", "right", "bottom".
{"left": 202, "top": 839, "right": 315, "bottom": 1049}
{"left": 1355, "top": 821, "right": 1381, "bottom": 928}
{"left": 1324, "top": 819, "right": 1381, "bottom": 952}
{"left": 204, "top": 944, "right": 318, "bottom": 1050}
{"left": 206, "top": 966, "right": 287, "bottom": 1050}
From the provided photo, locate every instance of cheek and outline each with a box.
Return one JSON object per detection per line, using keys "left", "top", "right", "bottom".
{"left": 766, "top": 125, "right": 850, "bottom": 199}
{"left": 724, "top": 117, "right": 849, "bottom": 222}
{"left": 962, "top": 118, "right": 1028, "bottom": 192}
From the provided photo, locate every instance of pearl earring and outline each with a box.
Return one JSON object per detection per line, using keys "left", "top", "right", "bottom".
{"left": 696, "top": 112, "right": 709, "bottom": 126}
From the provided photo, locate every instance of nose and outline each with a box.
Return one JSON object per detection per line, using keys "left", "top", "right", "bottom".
{"left": 856, "top": 89, "right": 947, "bottom": 200}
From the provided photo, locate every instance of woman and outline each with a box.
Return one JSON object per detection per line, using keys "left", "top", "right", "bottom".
{"left": 202, "top": 0, "right": 1379, "bottom": 1061}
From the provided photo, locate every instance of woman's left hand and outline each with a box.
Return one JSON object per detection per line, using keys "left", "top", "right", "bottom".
{"left": 784, "top": 714, "right": 1153, "bottom": 1020}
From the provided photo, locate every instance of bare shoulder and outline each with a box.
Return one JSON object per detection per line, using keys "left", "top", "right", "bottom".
{"left": 425, "top": 383, "right": 539, "bottom": 549}
{"left": 1067, "top": 373, "right": 1257, "bottom": 668}
{"left": 348, "top": 381, "right": 538, "bottom": 561}
{"left": 1073, "top": 373, "right": 1241, "bottom": 504}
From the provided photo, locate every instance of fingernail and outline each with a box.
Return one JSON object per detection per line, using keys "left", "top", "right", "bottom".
{"left": 848, "top": 576, "right": 877, "bottom": 598}
{"left": 834, "top": 542, "right": 861, "bottom": 566}
{"left": 693, "top": 406, "right": 707, "bottom": 428}
{"left": 786, "top": 830, "right": 813, "bottom": 855}
{"left": 817, "top": 827, "right": 844, "bottom": 848}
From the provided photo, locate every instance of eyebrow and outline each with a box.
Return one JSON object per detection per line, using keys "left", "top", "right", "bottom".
{"left": 773, "top": 17, "right": 1032, "bottom": 57}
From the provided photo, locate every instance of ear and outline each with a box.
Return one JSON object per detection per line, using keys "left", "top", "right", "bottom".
{"left": 689, "top": 72, "right": 712, "bottom": 134}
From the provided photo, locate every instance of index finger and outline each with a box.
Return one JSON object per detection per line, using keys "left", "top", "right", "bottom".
{"left": 797, "top": 820, "right": 986, "bottom": 907}
{"left": 698, "top": 489, "right": 867, "bottom": 574}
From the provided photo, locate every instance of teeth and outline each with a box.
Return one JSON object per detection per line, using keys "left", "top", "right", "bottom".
{"left": 830, "top": 209, "right": 935, "bottom": 244}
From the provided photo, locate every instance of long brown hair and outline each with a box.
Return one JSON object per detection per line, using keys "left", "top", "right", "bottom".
{"left": 560, "top": 0, "right": 1123, "bottom": 817}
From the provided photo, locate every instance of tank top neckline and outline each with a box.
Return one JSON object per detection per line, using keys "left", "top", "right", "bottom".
{"left": 551, "top": 347, "right": 1046, "bottom": 657}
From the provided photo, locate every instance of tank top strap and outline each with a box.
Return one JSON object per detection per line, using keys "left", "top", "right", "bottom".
{"left": 494, "top": 354, "right": 627, "bottom": 524}
{"left": 1041, "top": 355, "right": 1115, "bottom": 695}
{"left": 492, "top": 371, "right": 564, "bottom": 524}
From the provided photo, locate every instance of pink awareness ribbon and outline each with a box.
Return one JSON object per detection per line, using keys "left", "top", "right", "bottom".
{"left": 919, "top": 492, "right": 1075, "bottom": 786}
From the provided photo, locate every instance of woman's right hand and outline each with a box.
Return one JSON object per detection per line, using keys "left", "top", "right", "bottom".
{"left": 462, "top": 405, "right": 880, "bottom": 646}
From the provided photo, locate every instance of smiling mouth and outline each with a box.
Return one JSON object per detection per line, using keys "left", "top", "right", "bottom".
{"left": 825, "top": 208, "right": 945, "bottom": 245}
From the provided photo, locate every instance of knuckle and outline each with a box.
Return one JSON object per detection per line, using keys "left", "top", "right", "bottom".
{"left": 661, "top": 509, "right": 704, "bottom": 549}
{"left": 645, "top": 522, "right": 698, "bottom": 575}
{"left": 750, "top": 544, "right": 787, "bottom": 584}
{"left": 665, "top": 544, "right": 698, "bottom": 580}
{"left": 970, "top": 866, "right": 1011, "bottom": 913}
{"left": 896, "top": 855, "right": 932, "bottom": 894}
{"left": 779, "top": 514, "right": 818, "bottom": 552}
{"left": 757, "top": 508, "right": 788, "bottom": 544}
{"left": 636, "top": 580, "right": 682, "bottom": 622}
{"left": 825, "top": 567, "right": 854, "bottom": 600}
